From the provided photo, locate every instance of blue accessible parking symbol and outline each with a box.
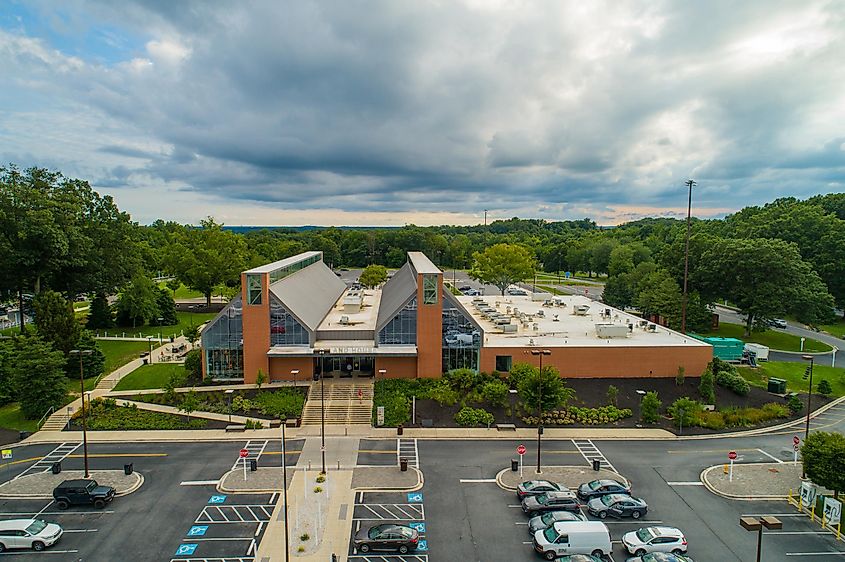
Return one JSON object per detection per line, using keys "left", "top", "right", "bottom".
{"left": 417, "top": 539, "right": 428, "bottom": 551}
{"left": 409, "top": 522, "right": 426, "bottom": 533}
{"left": 208, "top": 495, "right": 227, "bottom": 504}
{"left": 407, "top": 492, "right": 423, "bottom": 503}
{"left": 175, "top": 544, "right": 198, "bottom": 556}
{"left": 187, "top": 526, "right": 208, "bottom": 537}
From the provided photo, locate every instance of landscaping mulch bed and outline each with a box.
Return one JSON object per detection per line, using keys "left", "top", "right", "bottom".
{"left": 129, "top": 387, "right": 308, "bottom": 421}
{"left": 410, "top": 376, "right": 828, "bottom": 434}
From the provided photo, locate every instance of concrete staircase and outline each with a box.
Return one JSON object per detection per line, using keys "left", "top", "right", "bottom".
{"left": 40, "top": 412, "right": 71, "bottom": 432}
{"left": 301, "top": 380, "right": 373, "bottom": 426}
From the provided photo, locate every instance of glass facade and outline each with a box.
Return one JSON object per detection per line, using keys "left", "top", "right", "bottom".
{"left": 246, "top": 274, "right": 263, "bottom": 305}
{"left": 442, "top": 292, "right": 480, "bottom": 372}
{"left": 269, "top": 294, "right": 310, "bottom": 346}
{"left": 268, "top": 253, "right": 321, "bottom": 284}
{"left": 378, "top": 297, "right": 417, "bottom": 345}
{"left": 495, "top": 355, "right": 512, "bottom": 372}
{"left": 423, "top": 274, "right": 439, "bottom": 305}
{"left": 202, "top": 296, "right": 244, "bottom": 378}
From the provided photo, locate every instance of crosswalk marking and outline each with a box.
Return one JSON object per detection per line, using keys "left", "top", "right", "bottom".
{"left": 231, "top": 440, "right": 269, "bottom": 471}
{"left": 397, "top": 438, "right": 419, "bottom": 468}
{"left": 572, "top": 439, "right": 616, "bottom": 473}
{"left": 14, "top": 442, "right": 82, "bottom": 480}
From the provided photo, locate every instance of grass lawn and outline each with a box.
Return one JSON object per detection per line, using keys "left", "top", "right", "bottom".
{"left": 0, "top": 403, "right": 38, "bottom": 433}
{"left": 96, "top": 311, "right": 217, "bottom": 339}
{"left": 113, "top": 363, "right": 185, "bottom": 391}
{"left": 66, "top": 375, "right": 99, "bottom": 394}
{"left": 158, "top": 282, "right": 204, "bottom": 300}
{"left": 738, "top": 361, "right": 845, "bottom": 397}
{"left": 699, "top": 322, "right": 832, "bottom": 353}
{"left": 98, "top": 340, "right": 153, "bottom": 375}
{"left": 819, "top": 319, "right": 845, "bottom": 339}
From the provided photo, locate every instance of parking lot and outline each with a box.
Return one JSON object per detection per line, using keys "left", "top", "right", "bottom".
{"left": 349, "top": 490, "right": 429, "bottom": 562}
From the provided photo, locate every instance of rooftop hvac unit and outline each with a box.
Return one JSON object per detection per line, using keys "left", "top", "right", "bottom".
{"left": 339, "top": 315, "right": 350, "bottom": 325}
{"left": 528, "top": 338, "right": 535, "bottom": 346}
{"left": 536, "top": 310, "right": 545, "bottom": 317}
{"left": 647, "top": 323, "right": 657, "bottom": 332}
{"left": 543, "top": 300, "right": 553, "bottom": 307}
{"left": 533, "top": 323, "right": 539, "bottom": 331}
{"left": 595, "top": 323, "right": 629, "bottom": 338}
{"left": 553, "top": 314, "right": 560, "bottom": 322}
{"left": 501, "top": 324, "right": 518, "bottom": 333}
{"left": 574, "top": 304, "right": 590, "bottom": 316}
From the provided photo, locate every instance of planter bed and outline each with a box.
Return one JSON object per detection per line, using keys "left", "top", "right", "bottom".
{"left": 67, "top": 399, "right": 228, "bottom": 431}
{"left": 128, "top": 387, "right": 308, "bottom": 421}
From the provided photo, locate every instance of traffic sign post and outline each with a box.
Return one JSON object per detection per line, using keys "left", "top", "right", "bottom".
{"left": 793, "top": 436, "right": 800, "bottom": 464}
{"left": 240, "top": 448, "right": 249, "bottom": 481}
{"left": 517, "top": 444, "right": 526, "bottom": 478}
{"left": 728, "top": 451, "right": 737, "bottom": 482}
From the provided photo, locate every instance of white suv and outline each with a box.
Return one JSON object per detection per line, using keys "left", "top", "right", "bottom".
{"left": 622, "top": 526, "right": 687, "bottom": 556}
{"left": 0, "top": 519, "right": 63, "bottom": 552}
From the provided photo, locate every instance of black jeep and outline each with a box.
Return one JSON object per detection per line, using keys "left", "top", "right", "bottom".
{"left": 52, "top": 479, "right": 116, "bottom": 509}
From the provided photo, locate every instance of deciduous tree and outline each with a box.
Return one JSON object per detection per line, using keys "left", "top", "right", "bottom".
{"left": 359, "top": 264, "right": 388, "bottom": 288}
{"left": 469, "top": 244, "right": 535, "bottom": 296}
{"left": 802, "top": 431, "right": 845, "bottom": 498}
{"left": 516, "top": 365, "right": 574, "bottom": 414}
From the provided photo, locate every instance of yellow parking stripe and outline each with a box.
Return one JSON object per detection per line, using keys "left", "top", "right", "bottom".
{"left": 666, "top": 448, "right": 760, "bottom": 454}
{"left": 2, "top": 456, "right": 42, "bottom": 467}
{"left": 68, "top": 453, "right": 167, "bottom": 458}
{"left": 260, "top": 451, "right": 303, "bottom": 455}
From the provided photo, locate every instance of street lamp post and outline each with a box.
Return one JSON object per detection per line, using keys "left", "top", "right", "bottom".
{"left": 802, "top": 354, "right": 815, "bottom": 463}
{"left": 681, "top": 179, "right": 696, "bottom": 334}
{"left": 281, "top": 420, "right": 290, "bottom": 562}
{"left": 315, "top": 349, "right": 329, "bottom": 475}
{"left": 740, "top": 516, "right": 782, "bottom": 562}
{"left": 225, "top": 389, "right": 234, "bottom": 423}
{"left": 291, "top": 369, "right": 299, "bottom": 388}
{"left": 69, "top": 349, "right": 93, "bottom": 478}
{"left": 147, "top": 336, "right": 154, "bottom": 364}
{"left": 530, "top": 349, "right": 551, "bottom": 474}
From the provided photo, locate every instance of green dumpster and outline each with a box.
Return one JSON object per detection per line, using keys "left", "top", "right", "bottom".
{"left": 768, "top": 378, "right": 787, "bottom": 394}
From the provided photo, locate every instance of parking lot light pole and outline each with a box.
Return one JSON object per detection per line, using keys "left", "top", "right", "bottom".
{"left": 315, "top": 349, "right": 329, "bottom": 474}
{"left": 740, "top": 516, "right": 782, "bottom": 562}
{"left": 281, "top": 421, "right": 290, "bottom": 562}
{"left": 530, "top": 349, "right": 551, "bottom": 474}
{"left": 290, "top": 369, "right": 299, "bottom": 388}
{"left": 802, "top": 354, "right": 815, "bottom": 444}
{"left": 225, "top": 389, "right": 234, "bottom": 423}
{"left": 681, "top": 179, "right": 696, "bottom": 334}
{"left": 69, "top": 349, "right": 93, "bottom": 478}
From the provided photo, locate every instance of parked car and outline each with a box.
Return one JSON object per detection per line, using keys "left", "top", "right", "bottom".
{"left": 587, "top": 494, "right": 648, "bottom": 519}
{"left": 522, "top": 491, "right": 581, "bottom": 516}
{"left": 517, "top": 480, "right": 569, "bottom": 500}
{"left": 558, "top": 555, "right": 603, "bottom": 562}
{"left": 0, "top": 519, "right": 63, "bottom": 552}
{"left": 771, "top": 318, "right": 788, "bottom": 329}
{"left": 576, "top": 479, "right": 631, "bottom": 501}
{"left": 532, "top": 521, "right": 612, "bottom": 560}
{"left": 353, "top": 523, "right": 419, "bottom": 554}
{"left": 622, "top": 527, "right": 688, "bottom": 556}
{"left": 625, "top": 553, "right": 695, "bottom": 562}
{"left": 52, "top": 479, "right": 115, "bottom": 510}
{"left": 528, "top": 510, "right": 587, "bottom": 533}
{"left": 459, "top": 285, "right": 472, "bottom": 292}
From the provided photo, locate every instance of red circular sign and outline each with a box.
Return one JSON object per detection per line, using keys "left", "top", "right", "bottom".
{"left": 793, "top": 436, "right": 800, "bottom": 446}
{"left": 239, "top": 449, "right": 249, "bottom": 458}
{"left": 517, "top": 444, "right": 526, "bottom": 455}
{"left": 728, "top": 451, "right": 737, "bottom": 460}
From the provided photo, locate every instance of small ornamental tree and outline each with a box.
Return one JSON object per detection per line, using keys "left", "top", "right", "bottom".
{"left": 180, "top": 390, "right": 200, "bottom": 422}
{"left": 676, "top": 366, "right": 685, "bottom": 386}
{"left": 640, "top": 391, "right": 661, "bottom": 424}
{"left": 184, "top": 349, "right": 203, "bottom": 385}
{"left": 255, "top": 369, "right": 267, "bottom": 390}
{"left": 668, "top": 397, "right": 701, "bottom": 428}
{"left": 817, "top": 379, "right": 833, "bottom": 396}
{"left": 802, "top": 431, "right": 845, "bottom": 498}
{"left": 699, "top": 366, "right": 716, "bottom": 405}
{"left": 606, "top": 385, "right": 619, "bottom": 407}
{"left": 517, "top": 365, "right": 574, "bottom": 414}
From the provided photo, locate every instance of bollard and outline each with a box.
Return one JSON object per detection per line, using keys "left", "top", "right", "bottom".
{"left": 511, "top": 459, "right": 518, "bottom": 472}
{"left": 337, "top": 460, "right": 341, "bottom": 470}
{"left": 397, "top": 424, "right": 404, "bottom": 436}
{"left": 723, "top": 464, "right": 729, "bottom": 475}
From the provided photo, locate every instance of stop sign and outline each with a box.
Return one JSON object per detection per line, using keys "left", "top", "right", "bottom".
{"left": 794, "top": 435, "right": 800, "bottom": 446}
{"left": 728, "top": 451, "right": 737, "bottom": 460}
{"left": 239, "top": 448, "right": 249, "bottom": 458}
{"left": 517, "top": 444, "right": 526, "bottom": 456}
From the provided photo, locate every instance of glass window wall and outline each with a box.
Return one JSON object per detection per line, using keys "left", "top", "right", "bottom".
{"left": 378, "top": 297, "right": 417, "bottom": 345}
{"left": 246, "top": 274, "right": 263, "bottom": 305}
{"left": 202, "top": 296, "right": 244, "bottom": 378}
{"left": 269, "top": 295, "right": 310, "bottom": 346}
{"left": 442, "top": 292, "right": 480, "bottom": 372}
{"left": 423, "top": 274, "right": 438, "bottom": 305}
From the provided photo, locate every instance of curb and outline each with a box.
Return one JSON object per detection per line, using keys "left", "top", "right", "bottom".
{"left": 116, "top": 472, "right": 144, "bottom": 497}
{"left": 495, "top": 466, "right": 630, "bottom": 493}
{"left": 700, "top": 463, "right": 789, "bottom": 501}
{"left": 353, "top": 467, "right": 424, "bottom": 493}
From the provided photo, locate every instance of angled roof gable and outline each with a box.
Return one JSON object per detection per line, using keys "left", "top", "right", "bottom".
{"left": 269, "top": 260, "right": 346, "bottom": 331}
{"left": 376, "top": 261, "right": 417, "bottom": 332}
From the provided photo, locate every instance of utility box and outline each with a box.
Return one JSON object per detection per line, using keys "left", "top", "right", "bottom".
{"left": 768, "top": 378, "right": 787, "bottom": 394}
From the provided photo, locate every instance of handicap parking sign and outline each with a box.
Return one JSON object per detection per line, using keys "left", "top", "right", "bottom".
{"left": 175, "top": 544, "right": 198, "bottom": 556}
{"left": 417, "top": 539, "right": 428, "bottom": 551}
{"left": 407, "top": 492, "right": 423, "bottom": 503}
{"left": 409, "top": 522, "right": 426, "bottom": 533}
{"left": 208, "top": 495, "right": 227, "bottom": 504}
{"left": 187, "top": 526, "right": 208, "bottom": 537}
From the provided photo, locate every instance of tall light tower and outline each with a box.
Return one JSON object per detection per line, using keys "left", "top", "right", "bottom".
{"left": 681, "top": 179, "right": 696, "bottom": 334}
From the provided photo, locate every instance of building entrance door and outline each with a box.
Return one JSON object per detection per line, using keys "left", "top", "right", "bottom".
{"left": 318, "top": 355, "right": 374, "bottom": 378}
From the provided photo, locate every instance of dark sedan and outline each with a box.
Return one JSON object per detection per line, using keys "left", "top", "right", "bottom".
{"left": 587, "top": 494, "right": 648, "bottom": 519}
{"left": 521, "top": 491, "right": 581, "bottom": 516}
{"left": 517, "top": 480, "right": 568, "bottom": 500}
{"left": 353, "top": 524, "right": 419, "bottom": 554}
{"left": 527, "top": 510, "right": 587, "bottom": 533}
{"left": 626, "top": 553, "right": 695, "bottom": 562}
{"left": 577, "top": 479, "right": 630, "bottom": 500}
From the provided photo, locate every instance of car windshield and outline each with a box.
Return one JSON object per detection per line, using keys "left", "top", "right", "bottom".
{"left": 540, "top": 512, "right": 554, "bottom": 524}
{"left": 643, "top": 554, "right": 671, "bottom": 562}
{"left": 588, "top": 480, "right": 601, "bottom": 490}
{"left": 85, "top": 481, "right": 97, "bottom": 491}
{"left": 25, "top": 520, "right": 47, "bottom": 534}
{"left": 636, "top": 527, "right": 656, "bottom": 542}
{"left": 536, "top": 493, "right": 548, "bottom": 504}
{"left": 542, "top": 527, "right": 558, "bottom": 543}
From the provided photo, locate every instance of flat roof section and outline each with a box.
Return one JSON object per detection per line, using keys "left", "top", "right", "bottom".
{"left": 407, "top": 251, "right": 441, "bottom": 274}
{"left": 317, "top": 288, "right": 381, "bottom": 332}
{"left": 244, "top": 251, "right": 322, "bottom": 274}
{"left": 459, "top": 294, "right": 710, "bottom": 348}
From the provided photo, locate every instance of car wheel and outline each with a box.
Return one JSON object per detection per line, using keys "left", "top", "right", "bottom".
{"left": 0, "top": 543, "right": 5, "bottom": 552}
{"left": 398, "top": 545, "right": 409, "bottom": 554}
{"left": 32, "top": 541, "right": 46, "bottom": 552}
{"left": 598, "top": 511, "right": 607, "bottom": 519}
{"left": 56, "top": 500, "right": 69, "bottom": 510}
{"left": 528, "top": 511, "right": 538, "bottom": 518}
{"left": 544, "top": 551, "right": 556, "bottom": 560}
{"left": 672, "top": 549, "right": 685, "bottom": 555}
{"left": 635, "top": 549, "right": 646, "bottom": 556}
{"left": 632, "top": 510, "right": 642, "bottom": 519}
{"left": 591, "top": 550, "right": 604, "bottom": 558}
{"left": 94, "top": 499, "right": 106, "bottom": 509}
{"left": 359, "top": 544, "right": 370, "bottom": 553}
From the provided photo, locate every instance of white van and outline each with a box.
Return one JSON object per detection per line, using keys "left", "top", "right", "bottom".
{"left": 532, "top": 520, "right": 611, "bottom": 560}
{"left": 0, "top": 519, "right": 63, "bottom": 552}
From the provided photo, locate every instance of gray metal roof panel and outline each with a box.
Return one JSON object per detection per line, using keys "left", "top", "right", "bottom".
{"left": 269, "top": 260, "right": 345, "bottom": 330}
{"left": 408, "top": 252, "right": 441, "bottom": 274}
{"left": 245, "top": 251, "right": 322, "bottom": 274}
{"left": 376, "top": 261, "right": 417, "bottom": 332}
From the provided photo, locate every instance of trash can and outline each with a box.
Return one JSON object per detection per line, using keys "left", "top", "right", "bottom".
{"left": 400, "top": 458, "right": 408, "bottom": 472}
{"left": 124, "top": 463, "right": 133, "bottom": 475}
{"left": 397, "top": 424, "right": 404, "bottom": 436}
{"left": 18, "top": 431, "right": 29, "bottom": 440}
{"left": 250, "top": 459, "right": 258, "bottom": 471}
{"left": 170, "top": 335, "right": 175, "bottom": 343}
{"left": 592, "top": 459, "right": 601, "bottom": 471}
{"left": 142, "top": 358, "right": 148, "bottom": 365}
{"left": 768, "top": 378, "right": 787, "bottom": 394}
{"left": 511, "top": 459, "right": 519, "bottom": 472}
{"left": 51, "top": 462, "right": 61, "bottom": 474}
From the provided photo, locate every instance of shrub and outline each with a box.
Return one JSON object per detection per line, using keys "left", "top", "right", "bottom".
{"left": 299, "top": 533, "right": 310, "bottom": 541}
{"left": 676, "top": 366, "right": 685, "bottom": 386}
{"left": 315, "top": 474, "right": 325, "bottom": 483}
{"left": 696, "top": 410, "right": 726, "bottom": 430}
{"left": 244, "top": 419, "right": 263, "bottom": 429}
{"left": 80, "top": 398, "right": 207, "bottom": 430}
{"left": 313, "top": 486, "right": 323, "bottom": 493}
{"left": 762, "top": 402, "right": 789, "bottom": 418}
{"left": 481, "top": 379, "right": 509, "bottom": 407}
{"left": 455, "top": 406, "right": 494, "bottom": 427}
{"left": 699, "top": 367, "right": 716, "bottom": 404}
{"left": 668, "top": 397, "right": 701, "bottom": 428}
{"left": 532, "top": 405, "right": 632, "bottom": 426}
{"left": 817, "top": 379, "right": 833, "bottom": 396}
{"left": 788, "top": 394, "right": 804, "bottom": 415}
{"left": 445, "top": 368, "right": 479, "bottom": 393}
{"left": 640, "top": 391, "right": 661, "bottom": 423}
{"left": 606, "top": 385, "right": 618, "bottom": 407}
{"left": 507, "top": 362, "right": 535, "bottom": 389}
{"left": 254, "top": 389, "right": 306, "bottom": 419}
{"left": 428, "top": 380, "right": 459, "bottom": 406}
{"left": 714, "top": 363, "right": 750, "bottom": 396}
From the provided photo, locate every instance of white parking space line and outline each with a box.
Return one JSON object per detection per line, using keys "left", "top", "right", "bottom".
{"left": 757, "top": 449, "right": 784, "bottom": 463}
{"left": 64, "top": 528, "right": 99, "bottom": 533}
{"left": 0, "top": 550, "right": 80, "bottom": 555}
{"left": 741, "top": 513, "right": 807, "bottom": 517}
{"left": 181, "top": 480, "right": 221, "bottom": 486}
{"left": 766, "top": 531, "right": 835, "bottom": 535}
{"left": 348, "top": 556, "right": 428, "bottom": 561}
{"left": 182, "top": 537, "right": 255, "bottom": 542}
{"left": 667, "top": 481, "right": 704, "bottom": 486}
{"left": 459, "top": 478, "right": 497, "bottom": 483}
{"left": 786, "top": 553, "right": 845, "bottom": 557}
{"left": 601, "top": 520, "right": 663, "bottom": 524}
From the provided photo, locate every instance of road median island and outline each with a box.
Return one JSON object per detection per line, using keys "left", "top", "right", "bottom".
{"left": 0, "top": 469, "right": 143, "bottom": 499}
{"left": 700, "top": 462, "right": 809, "bottom": 500}
{"left": 496, "top": 465, "right": 629, "bottom": 492}
{"left": 351, "top": 465, "right": 422, "bottom": 491}
{"left": 218, "top": 467, "right": 293, "bottom": 494}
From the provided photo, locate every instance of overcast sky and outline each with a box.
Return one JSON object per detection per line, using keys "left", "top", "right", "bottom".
{"left": 1, "top": 1, "right": 843, "bottom": 226}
